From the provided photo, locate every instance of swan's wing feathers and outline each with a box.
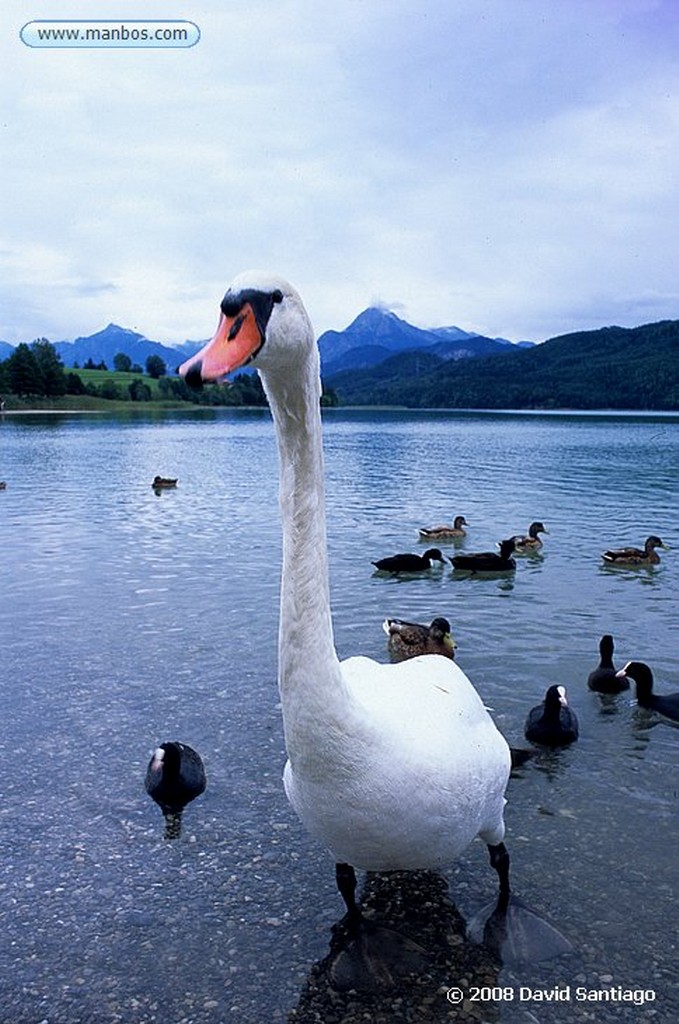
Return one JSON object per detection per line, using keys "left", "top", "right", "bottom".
{"left": 341, "top": 655, "right": 507, "bottom": 739}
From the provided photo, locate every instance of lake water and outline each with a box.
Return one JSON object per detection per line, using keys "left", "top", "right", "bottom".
{"left": 0, "top": 407, "right": 677, "bottom": 1024}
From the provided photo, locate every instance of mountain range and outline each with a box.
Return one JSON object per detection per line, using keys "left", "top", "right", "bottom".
{"left": 2, "top": 310, "right": 677, "bottom": 410}
{"left": 325, "top": 319, "right": 679, "bottom": 410}
{"left": 317, "top": 307, "right": 533, "bottom": 376}
{"left": 0, "top": 308, "right": 532, "bottom": 376}
{"left": 0, "top": 324, "right": 201, "bottom": 372}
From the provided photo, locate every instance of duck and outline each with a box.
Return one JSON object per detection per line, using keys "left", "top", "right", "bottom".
{"left": 587, "top": 634, "right": 628, "bottom": 694}
{"left": 144, "top": 741, "right": 206, "bottom": 838}
{"left": 616, "top": 661, "right": 679, "bottom": 722}
{"left": 418, "top": 515, "right": 468, "bottom": 541}
{"left": 152, "top": 475, "right": 178, "bottom": 489}
{"left": 0, "top": 481, "right": 7, "bottom": 490}
{"left": 372, "top": 548, "right": 446, "bottom": 574}
{"left": 601, "top": 535, "right": 668, "bottom": 566}
{"left": 382, "top": 616, "right": 457, "bottom": 662}
{"left": 451, "top": 538, "right": 517, "bottom": 573}
{"left": 511, "top": 521, "right": 548, "bottom": 554}
{"left": 179, "top": 272, "right": 566, "bottom": 977}
{"left": 524, "top": 685, "right": 579, "bottom": 747}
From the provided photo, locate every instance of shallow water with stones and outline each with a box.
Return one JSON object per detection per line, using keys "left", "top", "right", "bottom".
{"left": 0, "top": 407, "right": 677, "bottom": 1023}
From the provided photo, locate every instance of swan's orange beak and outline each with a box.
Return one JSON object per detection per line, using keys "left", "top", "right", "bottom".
{"left": 179, "top": 303, "right": 263, "bottom": 384}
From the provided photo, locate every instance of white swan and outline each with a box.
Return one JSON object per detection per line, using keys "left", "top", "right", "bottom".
{"left": 180, "top": 272, "right": 560, "bottom": 971}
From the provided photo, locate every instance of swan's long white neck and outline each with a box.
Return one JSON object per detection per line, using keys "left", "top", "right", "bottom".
{"left": 258, "top": 346, "right": 346, "bottom": 768}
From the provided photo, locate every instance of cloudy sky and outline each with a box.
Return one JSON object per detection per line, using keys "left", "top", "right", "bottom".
{"left": 2, "top": 0, "right": 678, "bottom": 346}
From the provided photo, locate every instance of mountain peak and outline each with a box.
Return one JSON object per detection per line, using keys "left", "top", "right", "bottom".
{"left": 79, "top": 323, "right": 145, "bottom": 343}
{"left": 344, "top": 306, "right": 405, "bottom": 331}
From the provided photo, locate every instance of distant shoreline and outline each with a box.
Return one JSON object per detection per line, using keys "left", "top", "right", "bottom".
{"left": 3, "top": 404, "right": 678, "bottom": 419}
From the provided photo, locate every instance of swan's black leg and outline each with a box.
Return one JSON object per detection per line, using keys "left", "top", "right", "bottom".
{"left": 329, "top": 865, "right": 429, "bottom": 991}
{"left": 469, "top": 840, "right": 572, "bottom": 964}
{"left": 336, "top": 862, "right": 361, "bottom": 928}
{"left": 487, "top": 841, "right": 510, "bottom": 910}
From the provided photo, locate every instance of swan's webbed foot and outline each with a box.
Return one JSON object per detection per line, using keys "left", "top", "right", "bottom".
{"left": 466, "top": 842, "right": 572, "bottom": 965}
{"left": 329, "top": 863, "right": 429, "bottom": 992}
{"left": 468, "top": 893, "right": 573, "bottom": 966}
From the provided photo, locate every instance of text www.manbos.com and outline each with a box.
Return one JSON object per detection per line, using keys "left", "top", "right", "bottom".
{"left": 20, "top": 21, "right": 200, "bottom": 48}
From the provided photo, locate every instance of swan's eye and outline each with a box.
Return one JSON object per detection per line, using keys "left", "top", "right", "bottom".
{"left": 272, "top": 289, "right": 283, "bottom": 304}
{"left": 228, "top": 313, "right": 246, "bottom": 340}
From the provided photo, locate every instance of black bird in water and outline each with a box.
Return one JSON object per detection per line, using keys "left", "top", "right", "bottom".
{"left": 372, "top": 548, "right": 445, "bottom": 574}
{"left": 524, "top": 685, "right": 579, "bottom": 747}
{"left": 617, "top": 661, "right": 679, "bottom": 723}
{"left": 451, "top": 538, "right": 517, "bottom": 573}
{"left": 587, "top": 634, "right": 628, "bottom": 694}
{"left": 145, "top": 741, "right": 206, "bottom": 838}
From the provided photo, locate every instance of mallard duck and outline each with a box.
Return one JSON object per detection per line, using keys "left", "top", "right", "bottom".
{"left": 382, "top": 616, "right": 457, "bottom": 661}
{"left": 145, "top": 741, "right": 206, "bottom": 838}
{"left": 524, "top": 685, "right": 579, "bottom": 747}
{"left": 152, "top": 475, "right": 178, "bottom": 489}
{"left": 512, "top": 521, "right": 548, "bottom": 553}
{"left": 0, "top": 481, "right": 6, "bottom": 490}
{"left": 418, "top": 515, "right": 468, "bottom": 541}
{"left": 451, "top": 538, "right": 517, "bottom": 573}
{"left": 587, "top": 634, "right": 628, "bottom": 694}
{"left": 179, "top": 272, "right": 565, "bottom": 977}
{"left": 372, "top": 548, "right": 446, "bottom": 573}
{"left": 616, "top": 661, "right": 679, "bottom": 722}
{"left": 601, "top": 535, "right": 668, "bottom": 566}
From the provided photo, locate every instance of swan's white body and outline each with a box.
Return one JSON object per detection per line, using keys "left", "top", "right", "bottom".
{"left": 182, "top": 272, "right": 511, "bottom": 873}
{"left": 283, "top": 653, "right": 509, "bottom": 869}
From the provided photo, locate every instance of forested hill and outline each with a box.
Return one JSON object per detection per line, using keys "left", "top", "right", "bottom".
{"left": 325, "top": 319, "right": 679, "bottom": 410}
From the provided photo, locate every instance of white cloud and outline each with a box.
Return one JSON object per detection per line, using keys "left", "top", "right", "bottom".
{"left": 1, "top": 0, "right": 678, "bottom": 345}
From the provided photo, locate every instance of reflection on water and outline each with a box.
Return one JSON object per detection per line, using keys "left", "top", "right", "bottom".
{"left": 292, "top": 871, "right": 503, "bottom": 1021}
{"left": 0, "top": 408, "right": 677, "bottom": 1023}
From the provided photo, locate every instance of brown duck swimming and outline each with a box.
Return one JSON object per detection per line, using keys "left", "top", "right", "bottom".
{"left": 511, "top": 521, "right": 548, "bottom": 554}
{"left": 601, "top": 535, "right": 668, "bottom": 567}
{"left": 418, "top": 515, "right": 468, "bottom": 541}
{"left": 382, "top": 617, "right": 457, "bottom": 662}
{"left": 152, "top": 475, "right": 178, "bottom": 490}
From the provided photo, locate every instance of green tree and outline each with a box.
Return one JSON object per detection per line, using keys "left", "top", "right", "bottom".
{"left": 100, "top": 378, "right": 122, "bottom": 400}
{"left": 7, "top": 343, "right": 44, "bottom": 396}
{"left": 114, "top": 352, "right": 132, "bottom": 372}
{"left": 31, "top": 339, "right": 67, "bottom": 397}
{"left": 66, "top": 371, "right": 86, "bottom": 395}
{"left": 129, "top": 378, "right": 152, "bottom": 401}
{"left": 145, "top": 354, "right": 166, "bottom": 379}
